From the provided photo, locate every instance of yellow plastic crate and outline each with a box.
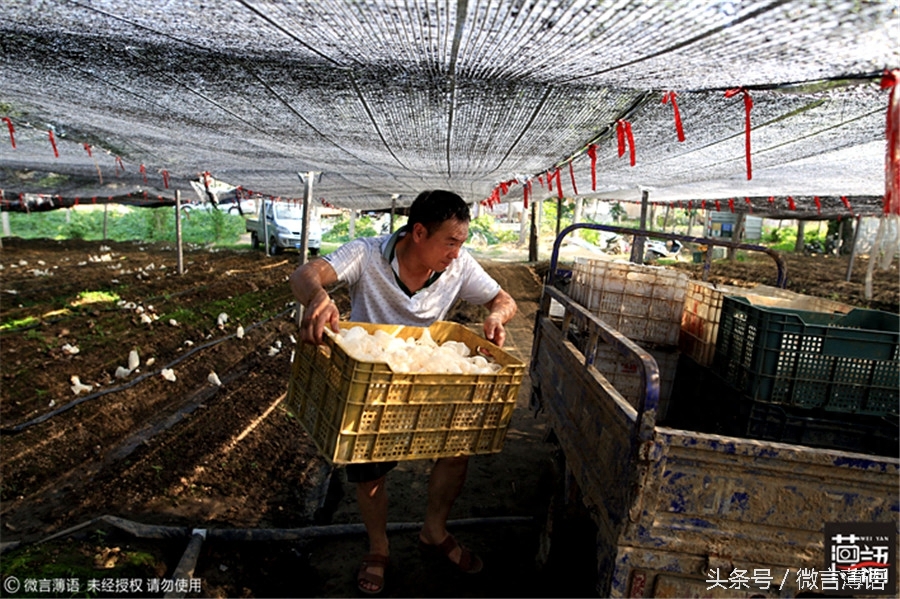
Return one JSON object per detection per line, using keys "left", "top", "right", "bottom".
{"left": 286, "top": 321, "right": 526, "bottom": 464}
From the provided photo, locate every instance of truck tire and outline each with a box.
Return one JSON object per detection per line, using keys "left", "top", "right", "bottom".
{"left": 251, "top": 232, "right": 260, "bottom": 250}
{"left": 268, "top": 237, "right": 281, "bottom": 255}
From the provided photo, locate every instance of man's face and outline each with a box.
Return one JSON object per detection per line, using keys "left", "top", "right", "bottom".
{"left": 412, "top": 218, "right": 469, "bottom": 272}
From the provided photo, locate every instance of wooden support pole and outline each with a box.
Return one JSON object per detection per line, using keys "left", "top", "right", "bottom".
{"left": 175, "top": 190, "right": 184, "bottom": 275}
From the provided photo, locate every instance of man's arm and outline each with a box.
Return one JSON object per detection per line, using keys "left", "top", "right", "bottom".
{"left": 289, "top": 258, "right": 341, "bottom": 344}
{"left": 482, "top": 289, "right": 517, "bottom": 347}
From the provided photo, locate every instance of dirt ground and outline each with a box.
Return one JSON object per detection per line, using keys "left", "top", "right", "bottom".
{"left": 0, "top": 237, "right": 896, "bottom": 598}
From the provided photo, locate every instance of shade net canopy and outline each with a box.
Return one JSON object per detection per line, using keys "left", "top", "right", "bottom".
{"left": 0, "top": 0, "right": 897, "bottom": 216}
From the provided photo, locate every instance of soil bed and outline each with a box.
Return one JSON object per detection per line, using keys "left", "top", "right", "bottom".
{"left": 1, "top": 237, "right": 896, "bottom": 597}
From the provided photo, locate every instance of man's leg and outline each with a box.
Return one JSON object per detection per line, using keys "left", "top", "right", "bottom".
{"left": 357, "top": 475, "right": 389, "bottom": 593}
{"left": 419, "top": 456, "right": 470, "bottom": 565}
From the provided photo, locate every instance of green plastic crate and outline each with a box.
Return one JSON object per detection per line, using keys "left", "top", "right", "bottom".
{"left": 713, "top": 296, "right": 899, "bottom": 416}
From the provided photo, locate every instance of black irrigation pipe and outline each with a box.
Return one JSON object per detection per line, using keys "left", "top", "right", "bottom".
{"left": 0, "top": 305, "right": 295, "bottom": 436}
{"left": 21, "top": 513, "right": 535, "bottom": 598}
{"left": 34, "top": 513, "right": 535, "bottom": 547}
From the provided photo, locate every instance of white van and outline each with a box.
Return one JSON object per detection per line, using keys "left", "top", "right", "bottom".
{"left": 246, "top": 200, "right": 322, "bottom": 256}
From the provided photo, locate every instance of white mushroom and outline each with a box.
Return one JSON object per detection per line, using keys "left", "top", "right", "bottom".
{"left": 127, "top": 350, "right": 140, "bottom": 371}
{"left": 70, "top": 375, "right": 93, "bottom": 395}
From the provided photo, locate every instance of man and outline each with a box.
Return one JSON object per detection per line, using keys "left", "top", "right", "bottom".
{"left": 290, "top": 190, "right": 517, "bottom": 595}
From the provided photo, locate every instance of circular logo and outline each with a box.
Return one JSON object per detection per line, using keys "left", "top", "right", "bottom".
{"left": 3, "top": 576, "right": 21, "bottom": 594}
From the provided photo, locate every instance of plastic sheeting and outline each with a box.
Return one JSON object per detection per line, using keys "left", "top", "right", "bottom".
{"left": 0, "top": 1, "right": 897, "bottom": 214}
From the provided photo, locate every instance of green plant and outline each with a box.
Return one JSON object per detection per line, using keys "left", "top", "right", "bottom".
{"left": 73, "top": 290, "right": 120, "bottom": 306}
{"left": 0, "top": 315, "right": 39, "bottom": 331}
{"left": 6, "top": 205, "right": 245, "bottom": 245}
{"left": 323, "top": 215, "right": 378, "bottom": 242}
{"left": 467, "top": 215, "right": 518, "bottom": 244}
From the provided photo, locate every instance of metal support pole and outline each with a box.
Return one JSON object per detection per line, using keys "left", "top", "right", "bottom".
{"left": 529, "top": 200, "right": 539, "bottom": 262}
{"left": 175, "top": 190, "right": 184, "bottom": 275}
{"left": 846, "top": 215, "right": 863, "bottom": 282}
{"left": 390, "top": 194, "right": 398, "bottom": 233}
{"left": 299, "top": 171, "right": 314, "bottom": 266}
{"left": 631, "top": 189, "right": 650, "bottom": 264}
{"left": 262, "top": 199, "right": 271, "bottom": 256}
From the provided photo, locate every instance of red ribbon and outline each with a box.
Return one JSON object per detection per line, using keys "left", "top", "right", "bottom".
{"left": 714, "top": 200, "right": 721, "bottom": 212}
{"left": 787, "top": 196, "right": 796, "bottom": 210}
{"left": 616, "top": 120, "right": 636, "bottom": 166}
{"left": 745, "top": 197, "right": 752, "bottom": 213}
{"left": 161, "top": 170, "right": 170, "bottom": 189}
{"left": 700, "top": 200, "right": 706, "bottom": 211}
{"left": 546, "top": 170, "right": 554, "bottom": 192}
{"left": 725, "top": 87, "right": 753, "bottom": 180}
{"left": 814, "top": 196, "right": 822, "bottom": 214}
{"left": 662, "top": 91, "right": 685, "bottom": 142}
{"left": 2, "top": 117, "right": 16, "bottom": 148}
{"left": 48, "top": 130, "right": 59, "bottom": 158}
{"left": 538, "top": 174, "right": 544, "bottom": 188}
{"left": 554, "top": 168, "right": 563, "bottom": 200}
{"left": 115, "top": 156, "right": 125, "bottom": 176}
{"left": 524, "top": 179, "right": 531, "bottom": 210}
{"left": 767, "top": 196, "right": 775, "bottom": 204}
{"left": 881, "top": 69, "right": 900, "bottom": 214}
{"left": 841, "top": 195, "right": 852, "bottom": 213}
{"left": 568, "top": 161, "right": 579, "bottom": 196}
{"left": 586, "top": 144, "right": 598, "bottom": 190}
{"left": 500, "top": 181, "right": 509, "bottom": 195}
{"left": 728, "top": 198, "right": 735, "bottom": 213}
{"left": 687, "top": 200, "right": 693, "bottom": 211}
{"left": 83, "top": 143, "right": 92, "bottom": 157}
{"left": 140, "top": 164, "right": 148, "bottom": 183}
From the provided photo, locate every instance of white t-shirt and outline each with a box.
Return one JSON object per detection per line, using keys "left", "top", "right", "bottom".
{"left": 324, "top": 229, "right": 501, "bottom": 327}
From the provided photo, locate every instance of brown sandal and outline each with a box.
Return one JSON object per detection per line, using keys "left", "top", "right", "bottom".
{"left": 357, "top": 553, "right": 389, "bottom": 595}
{"left": 418, "top": 534, "right": 483, "bottom": 574}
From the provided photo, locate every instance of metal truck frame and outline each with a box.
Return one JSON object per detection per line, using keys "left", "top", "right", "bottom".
{"left": 531, "top": 227, "right": 899, "bottom": 598}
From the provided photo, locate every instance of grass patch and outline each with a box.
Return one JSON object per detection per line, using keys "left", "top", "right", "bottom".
{"left": 0, "top": 315, "right": 40, "bottom": 332}
{"left": 71, "top": 290, "right": 121, "bottom": 307}
{"left": 0, "top": 535, "right": 170, "bottom": 597}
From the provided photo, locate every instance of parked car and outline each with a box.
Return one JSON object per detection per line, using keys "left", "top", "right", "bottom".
{"left": 245, "top": 200, "right": 322, "bottom": 256}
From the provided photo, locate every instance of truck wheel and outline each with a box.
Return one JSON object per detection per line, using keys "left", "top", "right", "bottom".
{"left": 268, "top": 238, "right": 281, "bottom": 255}
{"left": 251, "top": 232, "right": 260, "bottom": 250}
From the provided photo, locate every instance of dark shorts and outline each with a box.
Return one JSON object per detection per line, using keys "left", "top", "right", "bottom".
{"left": 345, "top": 461, "right": 398, "bottom": 483}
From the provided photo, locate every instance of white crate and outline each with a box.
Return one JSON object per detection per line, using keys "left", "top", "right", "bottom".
{"left": 570, "top": 258, "right": 689, "bottom": 346}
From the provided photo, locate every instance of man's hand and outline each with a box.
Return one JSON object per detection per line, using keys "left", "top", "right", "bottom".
{"left": 483, "top": 289, "right": 516, "bottom": 348}
{"left": 483, "top": 313, "right": 506, "bottom": 347}
{"left": 289, "top": 258, "right": 340, "bottom": 345}
{"left": 300, "top": 289, "right": 340, "bottom": 345}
